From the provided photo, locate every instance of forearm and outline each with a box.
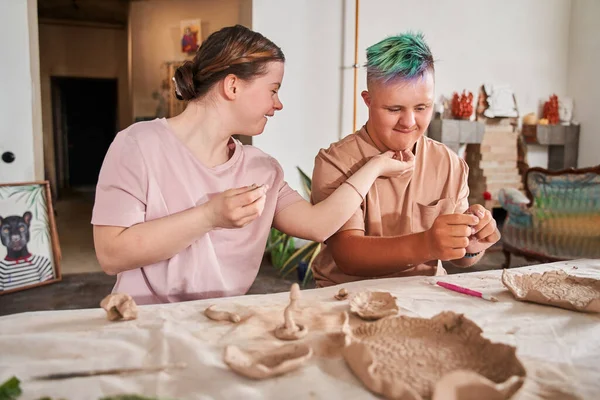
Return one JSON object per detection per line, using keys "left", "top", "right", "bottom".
{"left": 94, "top": 204, "right": 213, "bottom": 275}
{"left": 329, "top": 231, "right": 434, "bottom": 276}
{"left": 314, "top": 158, "right": 379, "bottom": 213}
{"left": 306, "top": 161, "right": 383, "bottom": 239}
{"left": 274, "top": 161, "right": 380, "bottom": 242}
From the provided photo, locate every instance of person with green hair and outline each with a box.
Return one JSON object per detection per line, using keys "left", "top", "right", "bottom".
{"left": 310, "top": 32, "right": 500, "bottom": 287}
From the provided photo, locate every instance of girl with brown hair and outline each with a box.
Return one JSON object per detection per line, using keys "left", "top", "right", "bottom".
{"left": 92, "top": 25, "right": 413, "bottom": 304}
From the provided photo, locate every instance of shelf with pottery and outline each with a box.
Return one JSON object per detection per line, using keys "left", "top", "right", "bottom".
{"left": 426, "top": 119, "right": 485, "bottom": 153}
{"left": 521, "top": 123, "right": 580, "bottom": 170}
{"left": 427, "top": 91, "right": 486, "bottom": 152}
{"left": 520, "top": 95, "right": 580, "bottom": 170}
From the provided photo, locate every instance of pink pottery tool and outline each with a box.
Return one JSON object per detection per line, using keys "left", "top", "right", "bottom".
{"left": 436, "top": 281, "right": 498, "bottom": 302}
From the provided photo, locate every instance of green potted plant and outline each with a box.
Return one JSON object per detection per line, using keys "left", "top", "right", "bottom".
{"left": 266, "top": 167, "right": 321, "bottom": 287}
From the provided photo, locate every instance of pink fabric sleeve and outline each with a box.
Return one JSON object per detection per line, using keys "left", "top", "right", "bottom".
{"left": 91, "top": 134, "right": 148, "bottom": 227}
{"left": 270, "top": 158, "right": 303, "bottom": 216}
{"left": 275, "top": 180, "right": 304, "bottom": 216}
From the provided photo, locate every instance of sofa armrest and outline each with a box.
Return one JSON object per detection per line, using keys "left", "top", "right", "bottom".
{"left": 498, "top": 188, "right": 531, "bottom": 217}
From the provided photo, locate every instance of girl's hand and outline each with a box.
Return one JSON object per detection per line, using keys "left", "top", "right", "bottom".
{"left": 370, "top": 150, "right": 415, "bottom": 178}
{"left": 205, "top": 184, "right": 268, "bottom": 229}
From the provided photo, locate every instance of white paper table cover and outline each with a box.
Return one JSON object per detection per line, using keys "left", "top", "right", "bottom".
{"left": 1, "top": 259, "right": 599, "bottom": 400}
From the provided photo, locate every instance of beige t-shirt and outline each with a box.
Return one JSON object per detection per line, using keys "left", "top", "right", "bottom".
{"left": 311, "top": 126, "right": 470, "bottom": 287}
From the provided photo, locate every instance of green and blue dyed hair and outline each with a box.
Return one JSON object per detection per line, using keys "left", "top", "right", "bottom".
{"left": 365, "top": 32, "right": 434, "bottom": 84}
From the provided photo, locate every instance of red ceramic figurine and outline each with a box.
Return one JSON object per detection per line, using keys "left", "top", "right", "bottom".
{"left": 451, "top": 90, "right": 474, "bottom": 120}
{"left": 543, "top": 94, "right": 560, "bottom": 124}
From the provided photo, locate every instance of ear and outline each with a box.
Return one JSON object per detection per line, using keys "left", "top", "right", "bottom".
{"left": 23, "top": 211, "right": 32, "bottom": 225}
{"left": 222, "top": 74, "right": 238, "bottom": 100}
{"left": 361, "top": 90, "right": 371, "bottom": 108}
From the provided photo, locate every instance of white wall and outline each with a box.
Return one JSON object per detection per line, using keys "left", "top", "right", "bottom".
{"left": 568, "top": 0, "right": 600, "bottom": 168}
{"left": 129, "top": 0, "right": 243, "bottom": 119}
{"left": 253, "top": 0, "right": 573, "bottom": 192}
{"left": 355, "top": 0, "right": 572, "bottom": 169}
{"left": 0, "top": 0, "right": 43, "bottom": 183}
{"left": 252, "top": 0, "right": 346, "bottom": 194}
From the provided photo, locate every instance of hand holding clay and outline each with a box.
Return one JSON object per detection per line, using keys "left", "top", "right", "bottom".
{"left": 205, "top": 184, "right": 268, "bottom": 229}
{"left": 423, "top": 214, "right": 480, "bottom": 261}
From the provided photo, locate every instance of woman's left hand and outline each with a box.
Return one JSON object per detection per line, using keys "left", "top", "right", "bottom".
{"left": 371, "top": 150, "right": 415, "bottom": 178}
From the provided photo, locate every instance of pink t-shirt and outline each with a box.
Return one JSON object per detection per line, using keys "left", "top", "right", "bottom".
{"left": 92, "top": 119, "right": 303, "bottom": 304}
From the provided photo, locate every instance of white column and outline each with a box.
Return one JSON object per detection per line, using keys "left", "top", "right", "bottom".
{"left": 0, "top": 0, "right": 43, "bottom": 183}
{"left": 568, "top": 0, "right": 600, "bottom": 168}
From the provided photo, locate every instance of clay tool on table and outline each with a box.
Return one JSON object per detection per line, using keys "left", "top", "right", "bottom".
{"left": 31, "top": 363, "right": 187, "bottom": 381}
{"left": 435, "top": 281, "right": 498, "bottom": 302}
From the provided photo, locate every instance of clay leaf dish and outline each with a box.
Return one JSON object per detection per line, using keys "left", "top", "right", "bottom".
{"left": 342, "top": 311, "right": 526, "bottom": 400}
{"left": 223, "top": 343, "right": 313, "bottom": 380}
{"left": 349, "top": 291, "right": 399, "bottom": 320}
{"left": 502, "top": 269, "right": 600, "bottom": 313}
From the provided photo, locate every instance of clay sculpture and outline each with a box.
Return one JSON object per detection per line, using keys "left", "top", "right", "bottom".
{"left": 274, "top": 283, "right": 308, "bottom": 340}
{"left": 349, "top": 291, "right": 399, "bottom": 320}
{"left": 342, "top": 312, "right": 526, "bottom": 400}
{"left": 204, "top": 305, "right": 241, "bottom": 323}
{"left": 334, "top": 288, "right": 349, "bottom": 300}
{"left": 432, "top": 370, "right": 524, "bottom": 400}
{"left": 100, "top": 293, "right": 138, "bottom": 321}
{"left": 502, "top": 269, "right": 600, "bottom": 313}
{"left": 224, "top": 343, "right": 313, "bottom": 380}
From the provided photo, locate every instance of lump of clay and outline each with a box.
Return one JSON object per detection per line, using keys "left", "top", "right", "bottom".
{"left": 349, "top": 291, "right": 398, "bottom": 320}
{"left": 274, "top": 283, "right": 308, "bottom": 340}
{"left": 432, "top": 370, "right": 524, "bottom": 400}
{"left": 204, "top": 305, "right": 241, "bottom": 323}
{"left": 334, "top": 288, "right": 349, "bottom": 300}
{"left": 342, "top": 312, "right": 526, "bottom": 400}
{"left": 224, "top": 343, "right": 313, "bottom": 380}
{"left": 502, "top": 269, "right": 600, "bottom": 313}
{"left": 100, "top": 293, "right": 138, "bottom": 321}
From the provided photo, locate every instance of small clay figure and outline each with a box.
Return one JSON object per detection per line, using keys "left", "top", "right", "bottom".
{"left": 274, "top": 283, "right": 308, "bottom": 340}
{"left": 100, "top": 293, "right": 138, "bottom": 321}
{"left": 204, "top": 305, "right": 241, "bottom": 323}
{"left": 334, "top": 288, "right": 349, "bottom": 300}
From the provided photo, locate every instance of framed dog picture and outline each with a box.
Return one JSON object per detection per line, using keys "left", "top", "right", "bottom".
{"left": 0, "top": 181, "right": 61, "bottom": 295}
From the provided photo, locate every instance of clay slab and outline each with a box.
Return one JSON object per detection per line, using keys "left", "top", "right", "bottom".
{"left": 502, "top": 269, "right": 600, "bottom": 313}
{"left": 342, "top": 312, "right": 526, "bottom": 400}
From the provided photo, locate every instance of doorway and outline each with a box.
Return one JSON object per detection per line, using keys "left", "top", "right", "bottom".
{"left": 51, "top": 77, "right": 118, "bottom": 196}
